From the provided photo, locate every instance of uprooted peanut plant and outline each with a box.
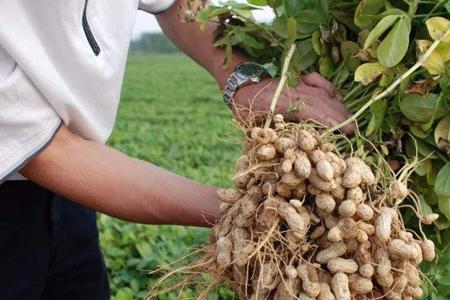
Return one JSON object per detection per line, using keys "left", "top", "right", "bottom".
{"left": 149, "top": 115, "right": 437, "bottom": 300}
{"left": 147, "top": 0, "right": 450, "bottom": 298}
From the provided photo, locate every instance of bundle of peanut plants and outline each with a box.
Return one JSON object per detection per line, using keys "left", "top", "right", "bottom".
{"left": 149, "top": 0, "right": 450, "bottom": 299}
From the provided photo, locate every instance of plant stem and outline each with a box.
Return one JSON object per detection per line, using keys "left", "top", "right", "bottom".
{"left": 423, "top": 0, "right": 445, "bottom": 19}
{"left": 347, "top": 93, "right": 373, "bottom": 109}
{"left": 408, "top": 0, "right": 419, "bottom": 16}
{"left": 264, "top": 43, "right": 297, "bottom": 129}
{"left": 325, "top": 25, "right": 450, "bottom": 135}
{"left": 414, "top": 13, "right": 447, "bottom": 18}
{"left": 343, "top": 84, "right": 364, "bottom": 102}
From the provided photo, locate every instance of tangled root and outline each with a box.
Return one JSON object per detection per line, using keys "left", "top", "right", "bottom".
{"left": 148, "top": 116, "right": 435, "bottom": 300}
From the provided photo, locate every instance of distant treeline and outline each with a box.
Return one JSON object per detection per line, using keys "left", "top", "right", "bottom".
{"left": 130, "top": 33, "right": 180, "bottom": 54}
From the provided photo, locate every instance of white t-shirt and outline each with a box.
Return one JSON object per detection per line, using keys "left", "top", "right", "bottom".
{"left": 0, "top": 0, "right": 175, "bottom": 182}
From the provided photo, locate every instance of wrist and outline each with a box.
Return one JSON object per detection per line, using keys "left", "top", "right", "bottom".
{"left": 213, "top": 55, "right": 248, "bottom": 88}
{"left": 219, "top": 60, "right": 268, "bottom": 107}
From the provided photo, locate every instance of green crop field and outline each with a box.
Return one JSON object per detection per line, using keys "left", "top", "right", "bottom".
{"left": 99, "top": 54, "right": 241, "bottom": 300}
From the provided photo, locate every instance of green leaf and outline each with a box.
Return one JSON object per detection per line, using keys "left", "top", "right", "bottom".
{"left": 272, "top": 16, "right": 289, "bottom": 38}
{"left": 435, "top": 214, "right": 450, "bottom": 229}
{"left": 405, "top": 137, "right": 438, "bottom": 159}
{"left": 263, "top": 62, "right": 279, "bottom": 77}
{"left": 377, "top": 17, "right": 410, "bottom": 67}
{"left": 319, "top": 57, "right": 336, "bottom": 79}
{"left": 115, "top": 288, "right": 134, "bottom": 300}
{"left": 284, "top": 0, "right": 304, "bottom": 17}
{"left": 417, "top": 39, "right": 446, "bottom": 75}
{"left": 421, "top": 94, "right": 447, "bottom": 132}
{"left": 410, "top": 125, "right": 429, "bottom": 139}
{"left": 379, "top": 68, "right": 395, "bottom": 87}
{"left": 354, "top": 0, "right": 385, "bottom": 28}
{"left": 446, "top": 2, "right": 450, "bottom": 14}
{"left": 312, "top": 31, "right": 322, "bottom": 55}
{"left": 340, "top": 41, "right": 361, "bottom": 71}
{"left": 416, "top": 159, "right": 432, "bottom": 177}
{"left": 286, "top": 17, "right": 297, "bottom": 44}
{"left": 439, "top": 196, "right": 450, "bottom": 219}
{"left": 424, "top": 190, "right": 439, "bottom": 206}
{"left": 399, "top": 93, "right": 448, "bottom": 123}
{"left": 426, "top": 17, "right": 450, "bottom": 44}
{"left": 364, "top": 15, "right": 400, "bottom": 49}
{"left": 366, "top": 99, "right": 387, "bottom": 135}
{"left": 379, "top": 8, "right": 408, "bottom": 18}
{"left": 231, "top": 28, "right": 265, "bottom": 50}
{"left": 435, "top": 116, "right": 450, "bottom": 145}
{"left": 354, "top": 62, "right": 386, "bottom": 85}
{"left": 436, "top": 163, "right": 450, "bottom": 198}
{"left": 136, "top": 242, "right": 152, "bottom": 258}
{"left": 295, "top": 10, "right": 323, "bottom": 34}
{"left": 334, "top": 66, "right": 350, "bottom": 85}
{"left": 296, "top": 39, "right": 319, "bottom": 71}
{"left": 420, "top": 195, "right": 434, "bottom": 216}
{"left": 248, "top": 0, "right": 268, "bottom": 5}
{"left": 332, "top": 20, "right": 347, "bottom": 44}
{"left": 267, "top": 0, "right": 283, "bottom": 9}
{"left": 196, "top": 7, "right": 230, "bottom": 25}
{"left": 341, "top": 41, "right": 360, "bottom": 61}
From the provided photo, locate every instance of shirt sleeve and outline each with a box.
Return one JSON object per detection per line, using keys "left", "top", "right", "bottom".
{"left": 138, "top": 0, "right": 177, "bottom": 14}
{"left": 0, "top": 46, "right": 61, "bottom": 183}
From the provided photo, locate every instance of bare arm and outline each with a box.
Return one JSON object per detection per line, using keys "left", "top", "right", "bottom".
{"left": 19, "top": 2, "right": 354, "bottom": 230}
{"left": 22, "top": 126, "right": 220, "bottom": 227}
{"left": 156, "top": 1, "right": 354, "bottom": 133}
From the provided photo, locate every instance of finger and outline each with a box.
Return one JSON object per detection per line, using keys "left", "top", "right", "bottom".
{"left": 302, "top": 72, "right": 341, "bottom": 99}
{"left": 296, "top": 80, "right": 343, "bottom": 104}
{"left": 287, "top": 95, "right": 355, "bottom": 134}
{"left": 285, "top": 89, "right": 345, "bottom": 123}
{"left": 293, "top": 85, "right": 353, "bottom": 120}
{"left": 302, "top": 72, "right": 334, "bottom": 93}
{"left": 314, "top": 99, "right": 355, "bottom": 134}
{"left": 294, "top": 84, "right": 331, "bottom": 100}
{"left": 324, "top": 95, "right": 353, "bottom": 119}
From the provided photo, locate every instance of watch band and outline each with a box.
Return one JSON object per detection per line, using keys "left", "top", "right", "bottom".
{"left": 223, "top": 73, "right": 241, "bottom": 106}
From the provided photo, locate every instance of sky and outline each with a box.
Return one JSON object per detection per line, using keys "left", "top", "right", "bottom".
{"left": 132, "top": 3, "right": 275, "bottom": 39}
{"left": 132, "top": 11, "right": 161, "bottom": 39}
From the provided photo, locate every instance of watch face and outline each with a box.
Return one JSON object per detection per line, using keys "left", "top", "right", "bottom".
{"left": 236, "top": 62, "right": 266, "bottom": 79}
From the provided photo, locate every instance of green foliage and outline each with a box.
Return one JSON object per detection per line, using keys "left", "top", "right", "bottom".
{"left": 435, "top": 162, "right": 450, "bottom": 198}
{"left": 364, "top": 15, "right": 400, "bottom": 49}
{"left": 194, "top": 0, "right": 450, "bottom": 224}
{"left": 399, "top": 93, "right": 448, "bottom": 123}
{"left": 420, "top": 231, "right": 450, "bottom": 299}
{"left": 376, "top": 16, "right": 411, "bottom": 67}
{"left": 100, "top": 54, "right": 241, "bottom": 299}
{"left": 191, "top": 1, "right": 450, "bottom": 297}
{"left": 99, "top": 217, "right": 210, "bottom": 299}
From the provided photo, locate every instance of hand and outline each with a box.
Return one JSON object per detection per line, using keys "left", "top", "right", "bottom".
{"left": 231, "top": 72, "right": 355, "bottom": 134}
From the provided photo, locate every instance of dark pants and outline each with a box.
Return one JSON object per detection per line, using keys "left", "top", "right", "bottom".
{"left": 0, "top": 181, "right": 110, "bottom": 300}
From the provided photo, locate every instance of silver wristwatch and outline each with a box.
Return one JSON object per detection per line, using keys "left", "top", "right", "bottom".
{"left": 223, "top": 62, "right": 267, "bottom": 106}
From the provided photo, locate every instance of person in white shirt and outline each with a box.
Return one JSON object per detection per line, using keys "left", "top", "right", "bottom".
{"left": 0, "top": 0, "right": 353, "bottom": 298}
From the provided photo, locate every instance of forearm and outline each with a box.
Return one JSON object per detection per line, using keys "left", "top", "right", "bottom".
{"left": 21, "top": 126, "right": 220, "bottom": 227}
{"left": 155, "top": 1, "right": 247, "bottom": 87}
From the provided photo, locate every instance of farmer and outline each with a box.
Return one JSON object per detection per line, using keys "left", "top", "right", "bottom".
{"left": 0, "top": 0, "right": 353, "bottom": 299}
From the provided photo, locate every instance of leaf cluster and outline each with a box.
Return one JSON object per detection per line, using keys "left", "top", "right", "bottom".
{"left": 194, "top": 2, "right": 450, "bottom": 295}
